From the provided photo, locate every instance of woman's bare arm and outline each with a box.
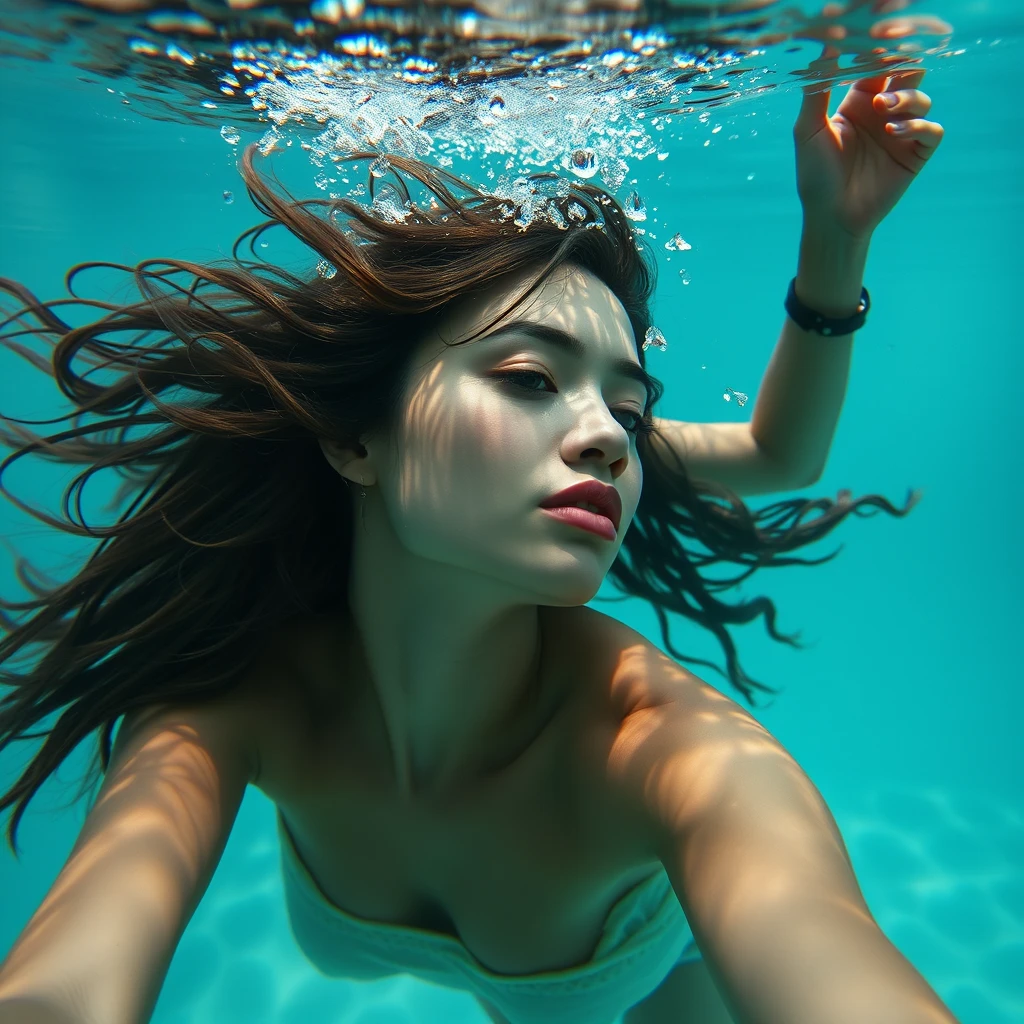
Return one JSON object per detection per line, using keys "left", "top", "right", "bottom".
{"left": 0, "top": 697, "right": 257, "bottom": 1024}
{"left": 657, "top": 56, "right": 944, "bottom": 500}
{"left": 606, "top": 651, "right": 958, "bottom": 1024}
{"left": 0, "top": 995, "right": 88, "bottom": 1023}
{"left": 652, "top": 225, "right": 865, "bottom": 498}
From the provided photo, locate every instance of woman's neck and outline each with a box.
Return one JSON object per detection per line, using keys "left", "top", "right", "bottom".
{"left": 340, "top": 543, "right": 559, "bottom": 802}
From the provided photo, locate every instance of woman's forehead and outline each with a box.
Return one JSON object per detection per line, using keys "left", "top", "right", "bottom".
{"left": 436, "top": 263, "right": 634, "bottom": 353}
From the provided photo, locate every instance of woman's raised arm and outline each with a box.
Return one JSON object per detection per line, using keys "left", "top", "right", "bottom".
{"left": 653, "top": 56, "right": 943, "bottom": 499}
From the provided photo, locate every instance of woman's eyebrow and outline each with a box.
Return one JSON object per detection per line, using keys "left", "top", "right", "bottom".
{"left": 481, "top": 319, "right": 655, "bottom": 405}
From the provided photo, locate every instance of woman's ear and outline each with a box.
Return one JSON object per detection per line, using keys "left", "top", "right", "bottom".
{"left": 317, "top": 437, "right": 374, "bottom": 487}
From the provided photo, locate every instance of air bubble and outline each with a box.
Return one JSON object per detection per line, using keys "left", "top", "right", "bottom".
{"left": 624, "top": 190, "right": 647, "bottom": 222}
{"left": 603, "top": 157, "right": 628, "bottom": 192}
{"left": 369, "top": 155, "right": 391, "bottom": 178}
{"left": 547, "top": 205, "right": 568, "bottom": 230}
{"left": 642, "top": 326, "right": 667, "bottom": 352}
{"left": 723, "top": 387, "right": 748, "bottom": 407}
{"left": 222, "top": 190, "right": 234, "bottom": 204}
{"left": 567, "top": 148, "right": 598, "bottom": 179}
{"left": 489, "top": 94, "right": 506, "bottom": 116}
{"left": 664, "top": 233, "right": 691, "bottom": 251}
{"left": 317, "top": 259, "right": 337, "bottom": 279}
{"left": 220, "top": 125, "right": 240, "bottom": 146}
{"left": 257, "top": 128, "right": 282, "bottom": 156}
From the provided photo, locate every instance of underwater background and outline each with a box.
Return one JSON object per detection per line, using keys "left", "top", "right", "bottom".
{"left": 0, "top": 1, "right": 1021, "bottom": 1021}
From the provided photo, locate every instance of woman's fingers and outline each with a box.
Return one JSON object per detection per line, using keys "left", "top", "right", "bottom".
{"left": 884, "top": 117, "right": 945, "bottom": 152}
{"left": 849, "top": 60, "right": 924, "bottom": 98}
{"left": 873, "top": 87, "right": 933, "bottom": 117}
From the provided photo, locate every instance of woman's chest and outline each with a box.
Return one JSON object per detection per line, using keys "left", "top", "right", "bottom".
{"left": 272, "top": 768, "right": 657, "bottom": 975}
{"left": 256, "top": 696, "right": 655, "bottom": 974}
{"left": 245, "top": 605, "right": 663, "bottom": 975}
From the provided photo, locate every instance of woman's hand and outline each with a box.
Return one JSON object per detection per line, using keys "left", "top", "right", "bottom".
{"left": 793, "top": 48, "right": 945, "bottom": 241}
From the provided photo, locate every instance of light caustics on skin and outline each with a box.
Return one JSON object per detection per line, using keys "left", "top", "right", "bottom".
{"left": 370, "top": 262, "right": 647, "bottom": 581}
{"left": 320, "top": 262, "right": 650, "bottom": 797}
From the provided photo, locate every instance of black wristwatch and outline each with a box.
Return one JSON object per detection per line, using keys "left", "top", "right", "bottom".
{"left": 784, "top": 277, "right": 870, "bottom": 337}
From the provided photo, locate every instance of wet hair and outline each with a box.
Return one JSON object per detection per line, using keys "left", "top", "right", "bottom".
{"left": 0, "top": 146, "right": 914, "bottom": 856}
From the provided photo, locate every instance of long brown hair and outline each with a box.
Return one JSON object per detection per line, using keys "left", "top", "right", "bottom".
{"left": 0, "top": 146, "right": 914, "bottom": 857}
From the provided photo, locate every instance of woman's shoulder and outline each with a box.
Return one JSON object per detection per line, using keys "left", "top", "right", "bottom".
{"left": 213, "top": 611, "right": 345, "bottom": 792}
{"left": 554, "top": 604, "right": 707, "bottom": 719}
{"left": 235, "top": 602, "right": 715, "bottom": 800}
{"left": 259, "top": 602, "right": 685, "bottom": 714}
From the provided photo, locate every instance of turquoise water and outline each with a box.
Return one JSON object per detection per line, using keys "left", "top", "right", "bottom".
{"left": 0, "top": 2, "right": 1022, "bottom": 1022}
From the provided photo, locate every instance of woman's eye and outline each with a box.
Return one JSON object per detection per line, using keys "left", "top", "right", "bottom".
{"left": 496, "top": 369, "right": 552, "bottom": 393}
{"left": 495, "top": 370, "right": 648, "bottom": 435}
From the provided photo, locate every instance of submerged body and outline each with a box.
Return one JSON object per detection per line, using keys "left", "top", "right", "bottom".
{"left": 251, "top": 602, "right": 710, "bottom": 1022}
{"left": 260, "top": 604, "right": 647, "bottom": 973}
{"left": 0, "top": 59, "right": 957, "bottom": 1024}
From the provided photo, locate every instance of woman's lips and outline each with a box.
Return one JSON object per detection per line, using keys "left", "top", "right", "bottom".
{"left": 539, "top": 505, "right": 617, "bottom": 541}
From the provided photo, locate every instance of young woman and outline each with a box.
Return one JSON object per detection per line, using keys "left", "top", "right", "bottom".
{"left": 0, "top": 63, "right": 953, "bottom": 1024}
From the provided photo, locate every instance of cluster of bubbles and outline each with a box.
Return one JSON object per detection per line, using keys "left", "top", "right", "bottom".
{"left": 53, "top": 0, "right": 951, "bottom": 390}
{"left": 242, "top": 44, "right": 701, "bottom": 199}
{"left": 214, "top": 43, "right": 713, "bottom": 323}
{"left": 190, "top": 7, "right": 949, "bottom": 388}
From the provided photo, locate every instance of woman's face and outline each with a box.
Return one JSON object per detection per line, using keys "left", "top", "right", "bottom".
{"left": 358, "top": 262, "right": 651, "bottom": 607}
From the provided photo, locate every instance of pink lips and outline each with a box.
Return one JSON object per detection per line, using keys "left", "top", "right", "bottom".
{"left": 539, "top": 505, "right": 618, "bottom": 541}
{"left": 538, "top": 479, "right": 622, "bottom": 533}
